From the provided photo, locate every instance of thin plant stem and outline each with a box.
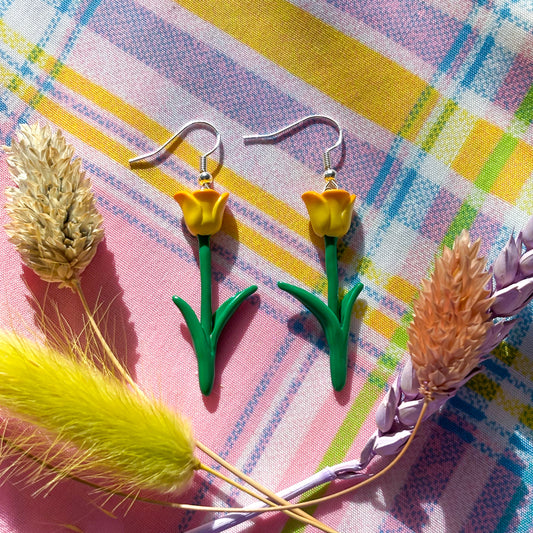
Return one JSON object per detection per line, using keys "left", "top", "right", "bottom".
{"left": 230, "top": 397, "right": 431, "bottom": 513}
{"left": 325, "top": 235, "right": 339, "bottom": 316}
{"left": 199, "top": 464, "right": 336, "bottom": 533}
{"left": 198, "top": 234, "right": 212, "bottom": 333}
{"left": 72, "top": 278, "right": 143, "bottom": 396}
{"left": 196, "top": 440, "right": 334, "bottom": 531}
{"left": 0, "top": 433, "right": 334, "bottom": 525}
{"left": 45, "top": 398, "right": 429, "bottom": 515}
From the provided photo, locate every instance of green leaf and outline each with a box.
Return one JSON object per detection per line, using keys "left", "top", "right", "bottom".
{"left": 278, "top": 282, "right": 340, "bottom": 340}
{"left": 172, "top": 296, "right": 214, "bottom": 395}
{"left": 340, "top": 282, "right": 364, "bottom": 335}
{"left": 211, "top": 285, "right": 258, "bottom": 348}
{"left": 279, "top": 281, "right": 363, "bottom": 392}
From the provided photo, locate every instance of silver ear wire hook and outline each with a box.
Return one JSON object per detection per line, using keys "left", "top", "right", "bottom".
{"left": 243, "top": 114, "right": 343, "bottom": 189}
{"left": 129, "top": 120, "right": 221, "bottom": 188}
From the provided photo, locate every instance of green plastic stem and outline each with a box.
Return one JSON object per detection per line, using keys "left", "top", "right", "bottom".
{"left": 198, "top": 234, "right": 212, "bottom": 332}
{"left": 278, "top": 234, "right": 363, "bottom": 391}
{"left": 325, "top": 236, "right": 339, "bottom": 317}
{"left": 173, "top": 234, "right": 258, "bottom": 395}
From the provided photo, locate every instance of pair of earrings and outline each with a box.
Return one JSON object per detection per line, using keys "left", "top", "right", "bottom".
{"left": 130, "top": 115, "right": 363, "bottom": 395}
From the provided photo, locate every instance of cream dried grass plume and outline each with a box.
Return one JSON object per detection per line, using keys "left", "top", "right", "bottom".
{"left": 4, "top": 123, "right": 103, "bottom": 289}
{"left": 407, "top": 230, "right": 494, "bottom": 395}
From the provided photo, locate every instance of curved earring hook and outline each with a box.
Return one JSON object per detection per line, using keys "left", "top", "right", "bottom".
{"left": 129, "top": 120, "right": 221, "bottom": 185}
{"left": 243, "top": 114, "right": 343, "bottom": 180}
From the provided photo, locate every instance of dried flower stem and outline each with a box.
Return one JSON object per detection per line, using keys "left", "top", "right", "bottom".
{"left": 72, "top": 278, "right": 142, "bottom": 395}
{"left": 138, "top": 398, "right": 431, "bottom": 515}
{"left": 0, "top": 334, "right": 330, "bottom": 530}
{"left": 194, "top": 440, "right": 335, "bottom": 530}
{"left": 195, "top": 464, "right": 335, "bottom": 532}
{"left": 268, "top": 396, "right": 428, "bottom": 512}
{"left": 1, "top": 431, "right": 333, "bottom": 530}
{"left": 187, "top": 396, "right": 431, "bottom": 514}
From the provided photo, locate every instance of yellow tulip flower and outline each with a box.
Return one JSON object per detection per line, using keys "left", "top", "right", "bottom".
{"left": 174, "top": 189, "right": 229, "bottom": 236}
{"left": 301, "top": 189, "right": 356, "bottom": 238}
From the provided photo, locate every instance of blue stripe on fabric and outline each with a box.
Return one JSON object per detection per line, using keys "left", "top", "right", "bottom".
{"left": 495, "top": 481, "right": 528, "bottom": 533}
{"left": 87, "top": 0, "right": 312, "bottom": 132}
{"left": 86, "top": 0, "right": 381, "bottom": 182}
{"left": 365, "top": 151, "right": 399, "bottom": 206}
{"left": 439, "top": 23, "right": 472, "bottom": 73}
{"left": 509, "top": 432, "right": 533, "bottom": 454}
{"left": 461, "top": 35, "right": 495, "bottom": 88}
{"left": 498, "top": 455, "right": 524, "bottom": 476}
{"left": 469, "top": 43, "right": 514, "bottom": 99}
{"left": 516, "top": 468, "right": 533, "bottom": 532}
{"left": 16, "top": 0, "right": 103, "bottom": 126}
{"left": 448, "top": 395, "right": 486, "bottom": 421}
{"left": 237, "top": 347, "right": 322, "bottom": 475}
{"left": 483, "top": 359, "right": 511, "bottom": 381}
{"left": 58, "top": 0, "right": 71, "bottom": 12}
{"left": 325, "top": 0, "right": 465, "bottom": 68}
{"left": 79, "top": 0, "right": 101, "bottom": 24}
{"left": 386, "top": 167, "right": 418, "bottom": 220}
{"left": 438, "top": 417, "right": 475, "bottom": 444}
{"left": 395, "top": 172, "right": 439, "bottom": 230}
{"left": 0, "top": 0, "right": 16, "bottom": 17}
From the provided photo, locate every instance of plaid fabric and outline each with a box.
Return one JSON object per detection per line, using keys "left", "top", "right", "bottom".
{"left": 0, "top": 0, "right": 532, "bottom": 531}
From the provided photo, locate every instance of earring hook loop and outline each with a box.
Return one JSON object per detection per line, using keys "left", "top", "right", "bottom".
{"left": 243, "top": 114, "right": 343, "bottom": 180}
{"left": 129, "top": 120, "right": 221, "bottom": 186}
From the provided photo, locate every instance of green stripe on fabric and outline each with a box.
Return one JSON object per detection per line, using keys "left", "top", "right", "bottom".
{"left": 442, "top": 202, "right": 478, "bottom": 248}
{"left": 475, "top": 133, "right": 519, "bottom": 192}
{"left": 398, "top": 85, "right": 439, "bottom": 140}
{"left": 515, "top": 84, "right": 533, "bottom": 126}
{"left": 285, "top": 30, "right": 533, "bottom": 533}
{"left": 420, "top": 99, "right": 459, "bottom": 153}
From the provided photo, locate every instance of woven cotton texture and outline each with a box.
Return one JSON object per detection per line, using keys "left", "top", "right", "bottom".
{"left": 1, "top": 1, "right": 533, "bottom": 532}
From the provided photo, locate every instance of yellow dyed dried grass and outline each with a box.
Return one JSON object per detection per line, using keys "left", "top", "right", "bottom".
{"left": 0, "top": 331, "right": 199, "bottom": 494}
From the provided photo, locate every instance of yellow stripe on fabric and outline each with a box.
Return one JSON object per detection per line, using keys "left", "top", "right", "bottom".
{"left": 425, "top": 107, "right": 477, "bottom": 166}
{"left": 385, "top": 275, "right": 418, "bottom": 303}
{"left": 491, "top": 139, "right": 533, "bottom": 204}
{"left": 364, "top": 309, "right": 398, "bottom": 340}
{"left": 495, "top": 388, "right": 523, "bottom": 418}
{"left": 451, "top": 119, "right": 504, "bottom": 181}
{"left": 358, "top": 258, "right": 418, "bottom": 304}
{"left": 175, "top": 0, "right": 437, "bottom": 136}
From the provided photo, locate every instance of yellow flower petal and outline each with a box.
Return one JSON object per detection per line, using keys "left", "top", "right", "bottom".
{"left": 302, "top": 189, "right": 355, "bottom": 238}
{"left": 174, "top": 190, "right": 229, "bottom": 236}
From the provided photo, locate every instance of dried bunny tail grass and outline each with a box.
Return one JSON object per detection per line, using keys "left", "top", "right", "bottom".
{"left": 0, "top": 331, "right": 199, "bottom": 494}
{"left": 408, "top": 231, "right": 494, "bottom": 396}
{"left": 4, "top": 123, "right": 103, "bottom": 289}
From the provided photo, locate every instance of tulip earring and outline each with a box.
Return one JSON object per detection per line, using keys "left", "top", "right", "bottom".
{"left": 244, "top": 115, "right": 363, "bottom": 391}
{"left": 130, "top": 121, "right": 257, "bottom": 395}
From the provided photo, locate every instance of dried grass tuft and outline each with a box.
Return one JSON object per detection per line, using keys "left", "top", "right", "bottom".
{"left": 0, "top": 331, "right": 199, "bottom": 495}
{"left": 4, "top": 124, "right": 103, "bottom": 289}
{"left": 407, "top": 231, "right": 494, "bottom": 395}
